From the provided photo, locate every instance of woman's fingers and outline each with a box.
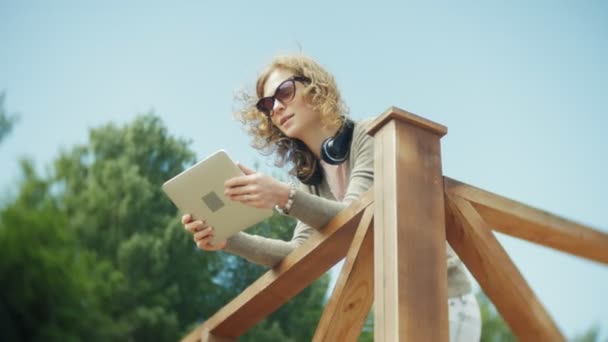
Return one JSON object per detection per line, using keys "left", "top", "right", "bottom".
{"left": 225, "top": 184, "right": 257, "bottom": 197}
{"left": 194, "top": 229, "right": 227, "bottom": 251}
{"left": 181, "top": 214, "right": 226, "bottom": 251}
{"left": 184, "top": 219, "right": 208, "bottom": 233}
{"left": 224, "top": 177, "right": 244, "bottom": 189}
{"left": 231, "top": 193, "right": 259, "bottom": 203}
{"left": 193, "top": 227, "right": 213, "bottom": 242}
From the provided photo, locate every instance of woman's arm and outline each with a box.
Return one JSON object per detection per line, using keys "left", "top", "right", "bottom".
{"left": 224, "top": 119, "right": 375, "bottom": 267}
{"left": 223, "top": 220, "right": 314, "bottom": 267}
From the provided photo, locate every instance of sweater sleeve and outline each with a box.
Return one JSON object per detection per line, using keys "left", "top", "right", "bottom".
{"left": 222, "top": 220, "right": 315, "bottom": 267}
{"left": 224, "top": 119, "right": 375, "bottom": 267}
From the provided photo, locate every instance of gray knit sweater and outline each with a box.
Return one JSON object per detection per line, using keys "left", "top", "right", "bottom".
{"left": 225, "top": 117, "right": 472, "bottom": 298}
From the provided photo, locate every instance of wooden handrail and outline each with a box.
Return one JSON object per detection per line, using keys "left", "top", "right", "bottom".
{"left": 183, "top": 106, "right": 607, "bottom": 342}
{"left": 445, "top": 177, "right": 608, "bottom": 264}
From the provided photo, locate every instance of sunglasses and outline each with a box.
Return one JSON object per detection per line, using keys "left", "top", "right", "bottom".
{"left": 256, "top": 76, "right": 310, "bottom": 117}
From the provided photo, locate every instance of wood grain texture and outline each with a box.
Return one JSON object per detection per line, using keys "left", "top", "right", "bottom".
{"left": 185, "top": 190, "right": 374, "bottom": 340}
{"left": 313, "top": 205, "right": 375, "bottom": 342}
{"left": 369, "top": 113, "right": 449, "bottom": 342}
{"left": 445, "top": 177, "right": 608, "bottom": 264}
{"left": 445, "top": 193, "right": 565, "bottom": 341}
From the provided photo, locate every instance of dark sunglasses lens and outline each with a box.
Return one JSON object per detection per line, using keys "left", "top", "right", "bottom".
{"left": 275, "top": 79, "right": 296, "bottom": 102}
{"left": 256, "top": 97, "right": 274, "bottom": 116}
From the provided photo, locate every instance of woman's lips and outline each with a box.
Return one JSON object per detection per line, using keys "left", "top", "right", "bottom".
{"left": 280, "top": 114, "right": 294, "bottom": 126}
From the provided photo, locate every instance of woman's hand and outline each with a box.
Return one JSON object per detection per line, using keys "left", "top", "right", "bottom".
{"left": 224, "top": 163, "right": 290, "bottom": 209}
{"left": 182, "top": 214, "right": 227, "bottom": 251}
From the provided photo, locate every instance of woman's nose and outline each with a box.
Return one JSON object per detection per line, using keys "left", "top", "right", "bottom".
{"left": 272, "top": 99, "right": 286, "bottom": 116}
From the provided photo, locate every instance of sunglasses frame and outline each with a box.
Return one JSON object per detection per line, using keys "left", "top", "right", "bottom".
{"left": 256, "top": 76, "right": 310, "bottom": 117}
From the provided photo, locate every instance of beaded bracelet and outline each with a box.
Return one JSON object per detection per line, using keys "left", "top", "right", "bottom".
{"left": 275, "top": 183, "right": 296, "bottom": 215}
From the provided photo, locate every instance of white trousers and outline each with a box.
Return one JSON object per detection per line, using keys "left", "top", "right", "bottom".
{"left": 448, "top": 292, "right": 482, "bottom": 342}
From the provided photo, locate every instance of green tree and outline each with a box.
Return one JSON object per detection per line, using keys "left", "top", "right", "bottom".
{"left": 0, "top": 93, "right": 117, "bottom": 340}
{"left": 49, "top": 114, "right": 241, "bottom": 340}
{"left": 0, "top": 159, "right": 122, "bottom": 341}
{"left": 1, "top": 111, "right": 329, "bottom": 341}
{"left": 0, "top": 92, "right": 19, "bottom": 144}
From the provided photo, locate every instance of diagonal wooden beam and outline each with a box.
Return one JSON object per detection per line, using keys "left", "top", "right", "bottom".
{"left": 445, "top": 193, "right": 565, "bottom": 341}
{"left": 313, "top": 205, "right": 375, "bottom": 342}
{"left": 445, "top": 177, "right": 608, "bottom": 264}
{"left": 180, "top": 189, "right": 374, "bottom": 342}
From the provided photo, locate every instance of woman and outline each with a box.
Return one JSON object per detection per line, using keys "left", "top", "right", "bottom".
{"left": 182, "top": 54, "right": 482, "bottom": 341}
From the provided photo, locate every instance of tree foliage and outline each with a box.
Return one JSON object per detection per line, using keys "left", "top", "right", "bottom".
{"left": 0, "top": 110, "right": 328, "bottom": 341}
{"left": 0, "top": 92, "right": 19, "bottom": 144}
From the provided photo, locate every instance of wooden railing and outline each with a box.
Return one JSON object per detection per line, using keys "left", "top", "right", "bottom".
{"left": 182, "top": 107, "right": 608, "bottom": 342}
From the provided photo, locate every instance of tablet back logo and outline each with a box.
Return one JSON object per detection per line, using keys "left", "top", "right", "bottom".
{"left": 202, "top": 191, "right": 224, "bottom": 212}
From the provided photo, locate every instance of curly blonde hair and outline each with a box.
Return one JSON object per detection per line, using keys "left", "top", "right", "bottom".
{"left": 234, "top": 54, "right": 349, "bottom": 182}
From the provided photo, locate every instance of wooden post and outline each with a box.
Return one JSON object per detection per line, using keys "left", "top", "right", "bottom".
{"left": 367, "top": 107, "right": 449, "bottom": 341}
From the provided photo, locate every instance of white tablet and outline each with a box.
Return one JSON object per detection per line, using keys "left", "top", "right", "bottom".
{"left": 162, "top": 149, "right": 273, "bottom": 244}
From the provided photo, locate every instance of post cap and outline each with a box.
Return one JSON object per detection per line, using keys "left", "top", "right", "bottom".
{"left": 366, "top": 106, "right": 447, "bottom": 137}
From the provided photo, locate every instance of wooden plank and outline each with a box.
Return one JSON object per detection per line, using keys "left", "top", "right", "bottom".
{"left": 445, "top": 193, "right": 565, "bottom": 341}
{"left": 313, "top": 205, "right": 375, "bottom": 342}
{"left": 193, "top": 190, "right": 374, "bottom": 339}
{"left": 368, "top": 113, "right": 449, "bottom": 342}
{"left": 445, "top": 177, "right": 608, "bottom": 264}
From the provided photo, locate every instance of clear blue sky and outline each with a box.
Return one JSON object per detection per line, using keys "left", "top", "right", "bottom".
{"left": 1, "top": 1, "right": 607, "bottom": 338}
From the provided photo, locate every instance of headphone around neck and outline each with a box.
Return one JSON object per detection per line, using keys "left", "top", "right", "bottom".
{"left": 321, "top": 118, "right": 354, "bottom": 165}
{"left": 298, "top": 118, "right": 355, "bottom": 185}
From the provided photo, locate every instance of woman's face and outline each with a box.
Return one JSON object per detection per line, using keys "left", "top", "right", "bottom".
{"left": 262, "top": 68, "right": 319, "bottom": 139}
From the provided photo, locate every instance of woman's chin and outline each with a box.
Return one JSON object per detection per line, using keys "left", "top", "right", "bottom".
{"left": 281, "top": 128, "right": 295, "bottom": 138}
{"left": 280, "top": 121, "right": 298, "bottom": 137}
